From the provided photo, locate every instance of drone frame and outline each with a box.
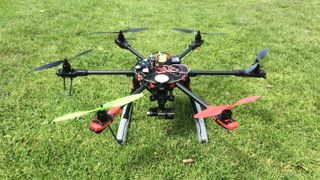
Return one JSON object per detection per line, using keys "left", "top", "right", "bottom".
{"left": 52, "top": 29, "right": 267, "bottom": 144}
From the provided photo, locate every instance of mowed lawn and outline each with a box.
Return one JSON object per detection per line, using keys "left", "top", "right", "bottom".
{"left": 0, "top": 0, "right": 319, "bottom": 178}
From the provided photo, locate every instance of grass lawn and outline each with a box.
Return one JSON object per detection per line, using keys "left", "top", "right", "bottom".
{"left": 0, "top": 0, "right": 319, "bottom": 178}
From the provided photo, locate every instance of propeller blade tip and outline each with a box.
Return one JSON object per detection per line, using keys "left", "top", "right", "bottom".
{"left": 193, "top": 114, "right": 200, "bottom": 118}
{"left": 232, "top": 96, "right": 261, "bottom": 107}
{"left": 193, "top": 114, "right": 204, "bottom": 119}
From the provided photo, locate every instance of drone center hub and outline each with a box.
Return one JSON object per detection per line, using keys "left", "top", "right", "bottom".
{"left": 155, "top": 74, "right": 169, "bottom": 83}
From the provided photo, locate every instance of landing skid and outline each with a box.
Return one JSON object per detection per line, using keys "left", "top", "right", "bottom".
{"left": 116, "top": 104, "right": 133, "bottom": 144}
{"left": 115, "top": 99, "right": 208, "bottom": 144}
{"left": 190, "top": 99, "right": 208, "bottom": 143}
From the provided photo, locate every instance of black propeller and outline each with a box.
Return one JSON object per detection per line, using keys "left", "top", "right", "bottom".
{"left": 92, "top": 27, "right": 147, "bottom": 35}
{"left": 172, "top": 27, "right": 226, "bottom": 35}
{"left": 244, "top": 48, "right": 268, "bottom": 74}
{"left": 33, "top": 49, "right": 92, "bottom": 71}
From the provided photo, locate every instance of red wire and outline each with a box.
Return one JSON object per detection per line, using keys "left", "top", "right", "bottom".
{"left": 155, "top": 64, "right": 190, "bottom": 75}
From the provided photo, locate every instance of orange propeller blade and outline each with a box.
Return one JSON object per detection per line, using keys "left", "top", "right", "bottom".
{"left": 194, "top": 96, "right": 260, "bottom": 119}
{"left": 231, "top": 96, "right": 260, "bottom": 107}
{"left": 194, "top": 105, "right": 231, "bottom": 119}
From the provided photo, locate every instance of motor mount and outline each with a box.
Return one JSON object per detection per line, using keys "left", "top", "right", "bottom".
{"left": 216, "top": 110, "right": 239, "bottom": 130}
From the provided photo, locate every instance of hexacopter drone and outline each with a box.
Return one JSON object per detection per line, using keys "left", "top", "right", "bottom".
{"left": 34, "top": 28, "right": 268, "bottom": 144}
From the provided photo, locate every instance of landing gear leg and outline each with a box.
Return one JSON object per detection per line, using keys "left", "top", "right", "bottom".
{"left": 190, "top": 99, "right": 208, "bottom": 143}
{"left": 116, "top": 77, "right": 142, "bottom": 144}
{"left": 182, "top": 78, "right": 208, "bottom": 143}
{"left": 116, "top": 103, "right": 133, "bottom": 144}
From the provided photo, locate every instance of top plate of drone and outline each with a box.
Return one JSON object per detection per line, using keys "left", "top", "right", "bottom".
{"left": 135, "top": 64, "right": 190, "bottom": 84}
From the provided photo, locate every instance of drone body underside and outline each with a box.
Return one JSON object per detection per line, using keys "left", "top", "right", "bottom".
{"left": 35, "top": 28, "right": 268, "bottom": 144}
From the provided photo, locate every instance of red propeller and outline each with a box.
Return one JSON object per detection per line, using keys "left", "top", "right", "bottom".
{"left": 194, "top": 96, "right": 260, "bottom": 119}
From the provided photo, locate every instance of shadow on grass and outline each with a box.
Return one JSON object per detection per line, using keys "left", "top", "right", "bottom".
{"left": 164, "top": 96, "right": 197, "bottom": 138}
{"left": 250, "top": 107, "right": 275, "bottom": 124}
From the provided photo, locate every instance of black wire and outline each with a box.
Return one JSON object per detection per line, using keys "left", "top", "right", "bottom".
{"left": 108, "top": 126, "right": 123, "bottom": 145}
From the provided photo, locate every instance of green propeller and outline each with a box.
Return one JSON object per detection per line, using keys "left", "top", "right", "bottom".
{"left": 53, "top": 93, "right": 144, "bottom": 122}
